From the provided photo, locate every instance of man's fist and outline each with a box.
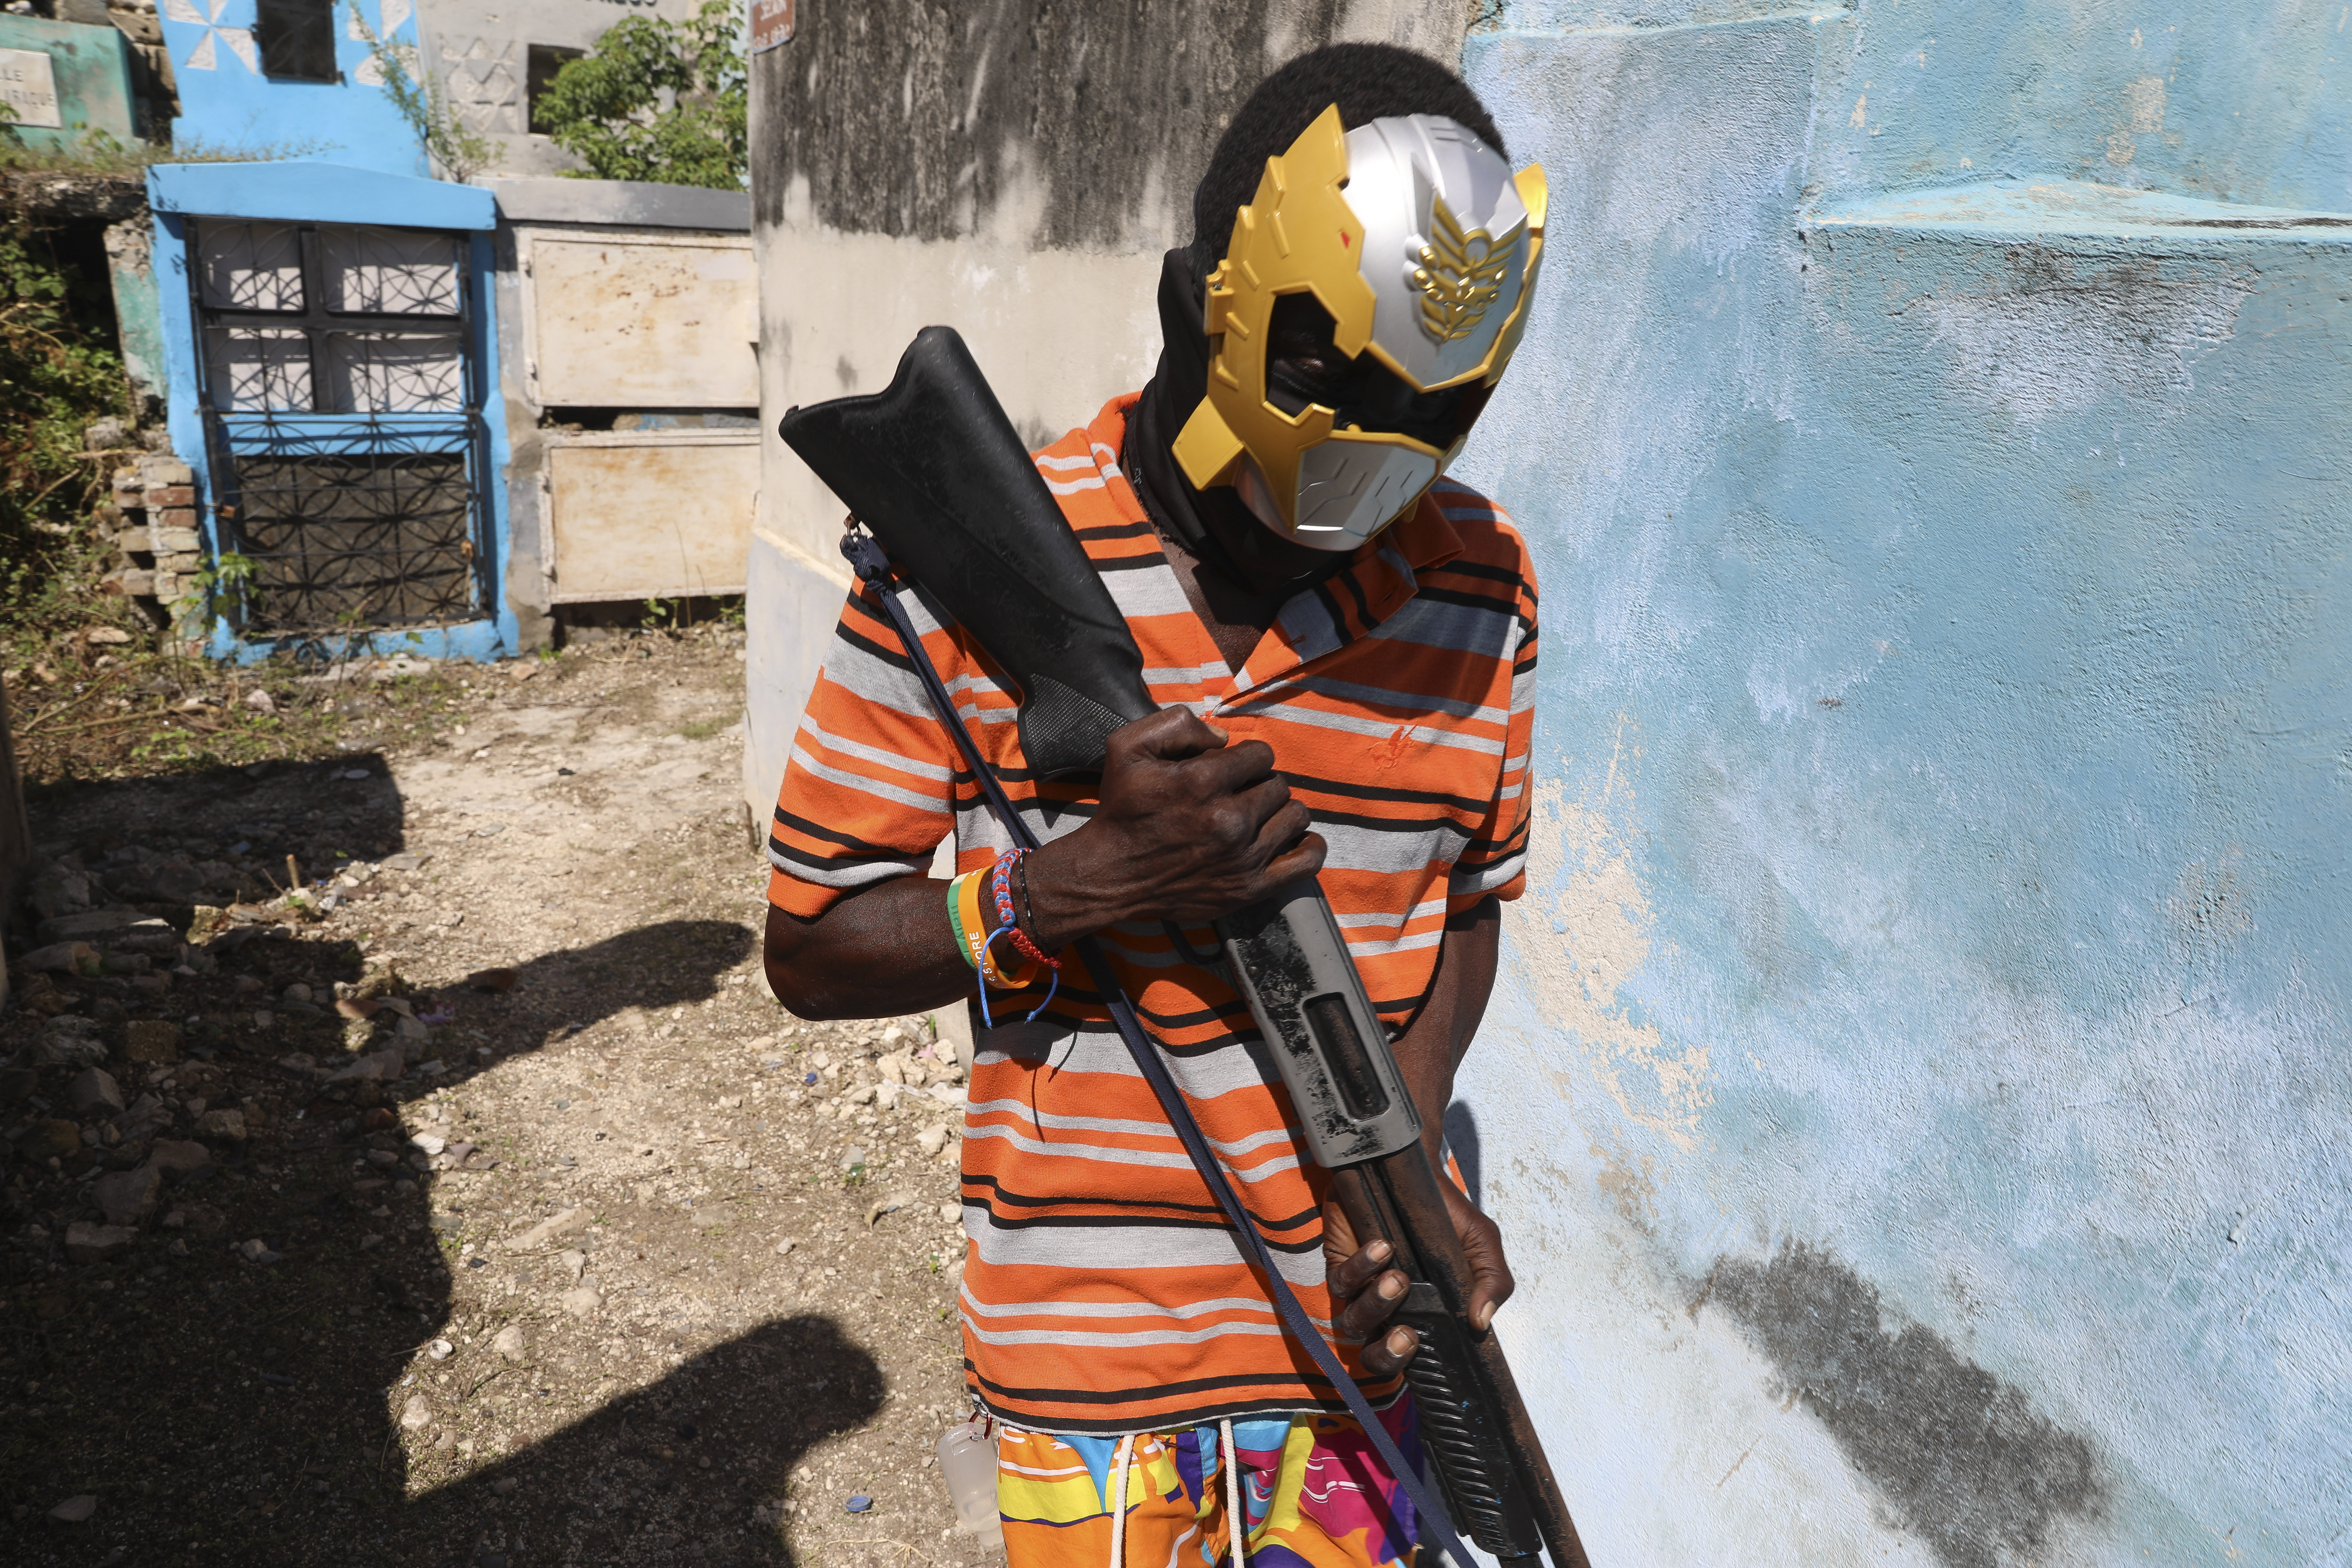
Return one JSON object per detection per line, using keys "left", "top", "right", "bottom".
{"left": 1322, "top": 1182, "right": 1515, "bottom": 1377}
{"left": 1023, "top": 707, "right": 1326, "bottom": 949}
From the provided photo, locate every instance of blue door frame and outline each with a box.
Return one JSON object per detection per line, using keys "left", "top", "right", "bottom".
{"left": 149, "top": 162, "right": 519, "bottom": 663}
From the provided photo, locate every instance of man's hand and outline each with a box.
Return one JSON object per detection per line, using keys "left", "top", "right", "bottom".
{"left": 1321, "top": 902, "right": 1509, "bottom": 1375}
{"left": 763, "top": 705, "right": 1318, "bottom": 1018}
{"left": 1323, "top": 1180, "right": 1515, "bottom": 1375}
{"left": 1021, "top": 707, "right": 1325, "bottom": 949}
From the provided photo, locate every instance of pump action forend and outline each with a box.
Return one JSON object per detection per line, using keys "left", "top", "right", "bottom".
{"left": 779, "top": 327, "right": 1589, "bottom": 1568}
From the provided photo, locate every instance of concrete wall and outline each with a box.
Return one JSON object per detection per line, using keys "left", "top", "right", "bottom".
{"left": 742, "top": 0, "right": 1470, "bottom": 830}
{"left": 103, "top": 210, "right": 166, "bottom": 410}
{"left": 0, "top": 13, "right": 136, "bottom": 147}
{"left": 416, "top": 0, "right": 716, "bottom": 180}
{"left": 1447, "top": 3, "right": 2352, "bottom": 1563}
{"left": 65, "top": 1, "right": 182, "bottom": 142}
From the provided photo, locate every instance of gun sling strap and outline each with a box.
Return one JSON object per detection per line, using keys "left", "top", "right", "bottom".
{"left": 841, "top": 528, "right": 1486, "bottom": 1568}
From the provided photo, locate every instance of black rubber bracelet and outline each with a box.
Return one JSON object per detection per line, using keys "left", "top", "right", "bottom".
{"left": 1016, "top": 856, "right": 1049, "bottom": 951}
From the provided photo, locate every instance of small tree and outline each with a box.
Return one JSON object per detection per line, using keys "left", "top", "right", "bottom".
{"left": 534, "top": 0, "right": 747, "bottom": 190}
{"left": 348, "top": 1, "right": 492, "bottom": 183}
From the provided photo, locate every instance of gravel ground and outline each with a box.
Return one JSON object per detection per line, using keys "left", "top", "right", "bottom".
{"left": 2, "top": 630, "right": 996, "bottom": 1567}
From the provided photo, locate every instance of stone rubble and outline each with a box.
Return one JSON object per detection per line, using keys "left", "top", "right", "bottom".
{"left": 0, "top": 630, "right": 991, "bottom": 1568}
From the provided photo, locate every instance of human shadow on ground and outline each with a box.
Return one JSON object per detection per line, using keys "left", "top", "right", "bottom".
{"left": 0, "top": 908, "right": 782, "bottom": 1564}
{"left": 14, "top": 752, "right": 414, "bottom": 925}
{"left": 8, "top": 1282, "right": 882, "bottom": 1566}
{"left": 428, "top": 918, "right": 762, "bottom": 1060}
{"left": 368, "top": 1315, "right": 885, "bottom": 1567}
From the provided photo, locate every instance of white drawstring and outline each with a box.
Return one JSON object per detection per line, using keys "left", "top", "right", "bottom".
{"left": 1220, "top": 1420, "right": 1247, "bottom": 1568}
{"left": 1107, "top": 1434, "right": 1136, "bottom": 1568}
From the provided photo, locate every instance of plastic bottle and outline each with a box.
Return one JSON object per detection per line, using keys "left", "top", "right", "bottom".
{"left": 936, "top": 1419, "right": 1004, "bottom": 1549}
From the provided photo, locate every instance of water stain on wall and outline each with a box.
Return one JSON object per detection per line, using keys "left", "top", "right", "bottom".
{"left": 1703, "top": 1241, "right": 2107, "bottom": 1568}
{"left": 1588, "top": 1138, "right": 1657, "bottom": 1230}
{"left": 751, "top": 1, "right": 1463, "bottom": 251}
{"left": 1913, "top": 245, "right": 2255, "bottom": 422}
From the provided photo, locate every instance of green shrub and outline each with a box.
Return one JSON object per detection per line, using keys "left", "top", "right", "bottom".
{"left": 535, "top": 0, "right": 747, "bottom": 190}
{"left": 0, "top": 213, "right": 133, "bottom": 649}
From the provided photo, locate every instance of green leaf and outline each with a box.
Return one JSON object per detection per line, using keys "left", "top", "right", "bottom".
{"left": 534, "top": 0, "right": 748, "bottom": 190}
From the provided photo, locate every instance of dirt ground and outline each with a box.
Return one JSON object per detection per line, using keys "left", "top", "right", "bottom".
{"left": 2, "top": 628, "right": 996, "bottom": 1567}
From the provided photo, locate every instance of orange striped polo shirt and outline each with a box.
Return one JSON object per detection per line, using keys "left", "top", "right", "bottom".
{"left": 767, "top": 393, "right": 1537, "bottom": 1435}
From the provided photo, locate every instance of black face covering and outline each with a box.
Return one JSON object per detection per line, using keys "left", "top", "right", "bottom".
{"left": 1127, "top": 250, "right": 1228, "bottom": 568}
{"left": 1127, "top": 249, "right": 1350, "bottom": 595}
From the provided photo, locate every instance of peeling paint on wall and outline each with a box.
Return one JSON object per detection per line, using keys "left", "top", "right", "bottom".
{"left": 102, "top": 214, "right": 166, "bottom": 406}
{"left": 1511, "top": 749, "right": 1714, "bottom": 1151}
{"left": 1457, "top": 2, "right": 2352, "bottom": 1561}
{"left": 1804, "top": 1, "right": 2352, "bottom": 210}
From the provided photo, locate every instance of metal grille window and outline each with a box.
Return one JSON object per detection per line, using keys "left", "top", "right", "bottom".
{"left": 192, "top": 219, "right": 489, "bottom": 638}
{"left": 255, "top": 0, "right": 338, "bottom": 83}
{"left": 226, "top": 449, "right": 477, "bottom": 631}
{"left": 198, "top": 222, "right": 464, "bottom": 414}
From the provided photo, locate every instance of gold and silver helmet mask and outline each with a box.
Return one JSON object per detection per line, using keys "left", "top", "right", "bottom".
{"left": 1173, "top": 104, "right": 1547, "bottom": 551}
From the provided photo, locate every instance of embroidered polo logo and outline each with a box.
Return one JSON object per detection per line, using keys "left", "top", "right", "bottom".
{"left": 1371, "top": 724, "right": 1416, "bottom": 770}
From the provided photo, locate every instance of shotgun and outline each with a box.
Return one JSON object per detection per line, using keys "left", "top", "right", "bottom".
{"left": 780, "top": 326, "right": 1589, "bottom": 1568}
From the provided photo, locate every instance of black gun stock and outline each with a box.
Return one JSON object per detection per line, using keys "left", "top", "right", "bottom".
{"left": 775, "top": 327, "right": 1152, "bottom": 778}
{"left": 780, "top": 327, "right": 1590, "bottom": 1568}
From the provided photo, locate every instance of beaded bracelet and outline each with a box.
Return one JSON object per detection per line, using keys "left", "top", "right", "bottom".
{"left": 946, "top": 856, "right": 1057, "bottom": 1027}
{"left": 981, "top": 849, "right": 1058, "bottom": 1022}
{"left": 947, "top": 869, "right": 1038, "bottom": 989}
{"left": 989, "top": 848, "right": 1060, "bottom": 970}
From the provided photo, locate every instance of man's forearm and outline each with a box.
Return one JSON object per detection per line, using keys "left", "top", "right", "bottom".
{"left": 766, "top": 858, "right": 1502, "bottom": 1073}
{"left": 763, "top": 879, "right": 974, "bottom": 1020}
{"left": 765, "top": 710, "right": 1329, "bottom": 1022}
{"left": 1326, "top": 895, "right": 1513, "bottom": 1354}
{"left": 1388, "top": 898, "right": 1502, "bottom": 1163}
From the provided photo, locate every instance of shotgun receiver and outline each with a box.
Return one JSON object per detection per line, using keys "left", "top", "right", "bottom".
{"left": 780, "top": 327, "right": 1588, "bottom": 1568}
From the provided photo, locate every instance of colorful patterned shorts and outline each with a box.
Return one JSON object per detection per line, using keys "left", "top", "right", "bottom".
{"left": 995, "top": 1400, "right": 1427, "bottom": 1568}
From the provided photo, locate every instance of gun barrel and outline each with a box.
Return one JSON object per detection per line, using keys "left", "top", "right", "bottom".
{"left": 1344, "top": 1156, "right": 1594, "bottom": 1568}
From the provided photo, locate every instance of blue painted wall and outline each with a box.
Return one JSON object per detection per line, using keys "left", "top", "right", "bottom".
{"left": 142, "top": 0, "right": 530, "bottom": 662}
{"left": 161, "top": 0, "right": 425, "bottom": 173}
{"left": 1448, "top": 5, "right": 2351, "bottom": 1564}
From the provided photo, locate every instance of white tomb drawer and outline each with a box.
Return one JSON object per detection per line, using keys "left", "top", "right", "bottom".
{"left": 518, "top": 228, "right": 758, "bottom": 410}
{"left": 541, "top": 429, "right": 759, "bottom": 604}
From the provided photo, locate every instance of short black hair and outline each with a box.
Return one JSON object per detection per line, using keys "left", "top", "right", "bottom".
{"left": 1191, "top": 43, "right": 1507, "bottom": 275}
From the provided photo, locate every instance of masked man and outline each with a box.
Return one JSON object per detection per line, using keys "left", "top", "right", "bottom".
{"left": 765, "top": 43, "right": 1544, "bottom": 1568}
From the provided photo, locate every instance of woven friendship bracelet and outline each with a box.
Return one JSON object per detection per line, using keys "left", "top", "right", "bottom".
{"left": 989, "top": 848, "right": 1060, "bottom": 970}
{"left": 947, "top": 869, "right": 1038, "bottom": 990}
{"left": 974, "top": 851, "right": 1058, "bottom": 1025}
